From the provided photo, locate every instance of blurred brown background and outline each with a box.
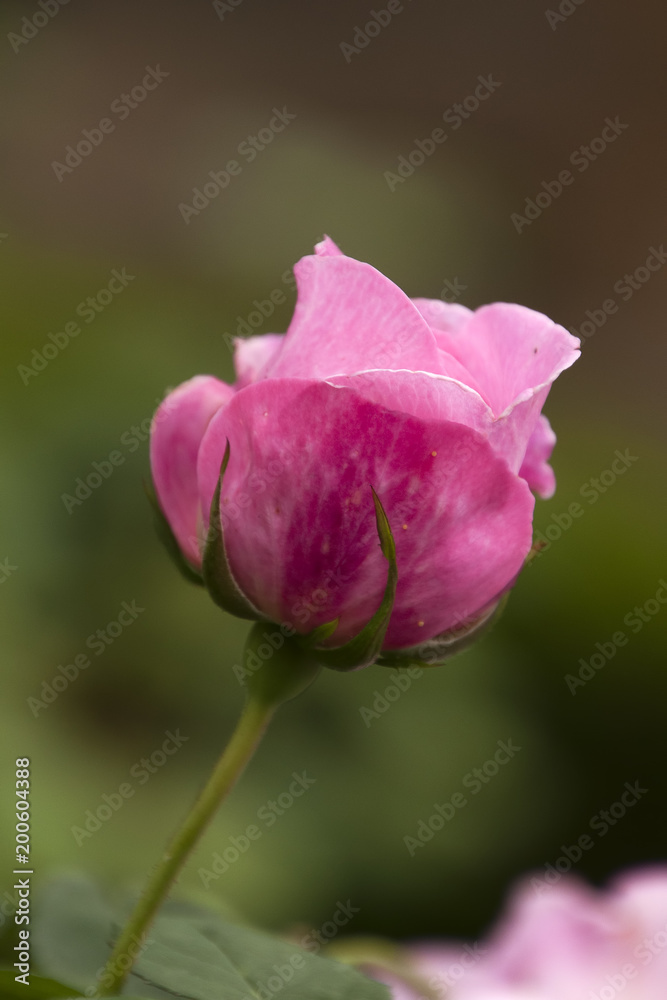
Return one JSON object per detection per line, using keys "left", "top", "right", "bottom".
{"left": 1, "top": 0, "right": 666, "bottom": 951}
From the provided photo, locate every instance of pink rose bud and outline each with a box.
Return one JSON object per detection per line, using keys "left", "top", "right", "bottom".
{"left": 149, "top": 237, "right": 579, "bottom": 669}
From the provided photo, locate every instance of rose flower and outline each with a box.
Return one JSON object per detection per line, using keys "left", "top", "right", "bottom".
{"left": 150, "top": 237, "right": 579, "bottom": 668}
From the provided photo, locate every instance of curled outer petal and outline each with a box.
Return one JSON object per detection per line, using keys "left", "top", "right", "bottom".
{"left": 197, "top": 379, "right": 534, "bottom": 651}
{"left": 150, "top": 375, "right": 233, "bottom": 569}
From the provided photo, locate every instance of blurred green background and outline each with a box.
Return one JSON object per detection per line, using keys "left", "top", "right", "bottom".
{"left": 1, "top": 0, "right": 666, "bottom": 960}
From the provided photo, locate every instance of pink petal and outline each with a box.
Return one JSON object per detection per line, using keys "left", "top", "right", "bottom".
{"left": 412, "top": 299, "right": 579, "bottom": 477}
{"left": 411, "top": 298, "right": 487, "bottom": 389}
{"left": 326, "top": 370, "right": 494, "bottom": 440}
{"left": 612, "top": 866, "right": 667, "bottom": 935}
{"left": 368, "top": 943, "right": 525, "bottom": 998}
{"left": 610, "top": 867, "right": 667, "bottom": 1000}
{"left": 423, "top": 301, "right": 581, "bottom": 418}
{"left": 314, "top": 234, "right": 344, "bottom": 256}
{"left": 373, "top": 868, "right": 667, "bottom": 999}
{"left": 412, "top": 297, "right": 474, "bottom": 336}
{"left": 196, "top": 378, "right": 533, "bottom": 649}
{"left": 326, "top": 370, "right": 548, "bottom": 479}
{"left": 233, "top": 334, "right": 284, "bottom": 388}
{"left": 471, "top": 878, "right": 630, "bottom": 997}
{"left": 409, "top": 943, "right": 484, "bottom": 995}
{"left": 263, "top": 253, "right": 442, "bottom": 380}
{"left": 233, "top": 235, "right": 343, "bottom": 388}
{"left": 518, "top": 415, "right": 557, "bottom": 498}
{"left": 150, "top": 375, "right": 234, "bottom": 568}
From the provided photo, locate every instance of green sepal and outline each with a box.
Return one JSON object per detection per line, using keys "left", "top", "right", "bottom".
{"left": 245, "top": 624, "right": 322, "bottom": 707}
{"left": 202, "top": 440, "right": 264, "bottom": 621}
{"left": 309, "top": 489, "right": 398, "bottom": 671}
{"left": 144, "top": 479, "right": 204, "bottom": 586}
{"left": 524, "top": 537, "right": 547, "bottom": 566}
{"left": 299, "top": 617, "right": 340, "bottom": 648}
{"left": 377, "top": 593, "right": 509, "bottom": 668}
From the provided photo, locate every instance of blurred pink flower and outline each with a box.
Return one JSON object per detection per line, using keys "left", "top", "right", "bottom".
{"left": 372, "top": 867, "right": 667, "bottom": 999}
{"left": 150, "top": 237, "right": 579, "bottom": 658}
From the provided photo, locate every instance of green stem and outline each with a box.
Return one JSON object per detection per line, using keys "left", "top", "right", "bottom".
{"left": 96, "top": 693, "right": 276, "bottom": 996}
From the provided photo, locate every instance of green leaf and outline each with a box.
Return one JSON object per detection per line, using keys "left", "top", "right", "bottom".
{"left": 32, "top": 874, "right": 241, "bottom": 997}
{"left": 0, "top": 970, "right": 84, "bottom": 998}
{"left": 309, "top": 489, "right": 398, "bottom": 671}
{"left": 131, "top": 918, "right": 245, "bottom": 1000}
{"left": 31, "top": 875, "right": 119, "bottom": 993}
{"left": 32, "top": 876, "right": 388, "bottom": 1000}
{"left": 134, "top": 913, "right": 390, "bottom": 1000}
{"left": 144, "top": 478, "right": 204, "bottom": 586}
{"left": 202, "top": 441, "right": 264, "bottom": 621}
